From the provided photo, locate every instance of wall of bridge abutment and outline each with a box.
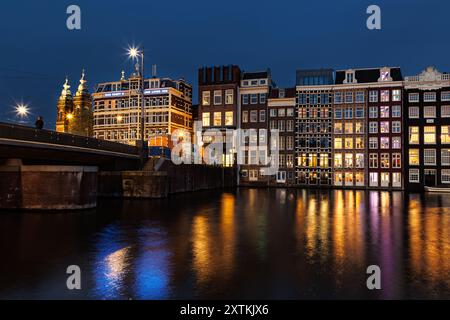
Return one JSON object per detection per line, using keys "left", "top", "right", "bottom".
{"left": 0, "top": 159, "right": 98, "bottom": 210}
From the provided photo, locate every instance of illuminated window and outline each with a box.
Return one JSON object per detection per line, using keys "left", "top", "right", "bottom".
{"left": 278, "top": 120, "right": 285, "bottom": 132}
{"left": 409, "top": 127, "right": 419, "bottom": 144}
{"left": 381, "top": 122, "right": 390, "bottom": 133}
{"left": 278, "top": 109, "right": 285, "bottom": 117}
{"left": 424, "top": 149, "right": 436, "bottom": 165}
{"left": 392, "top": 89, "right": 401, "bottom": 101}
{"left": 424, "top": 92, "right": 436, "bottom": 102}
{"left": 369, "top": 137, "right": 378, "bottom": 149}
{"left": 355, "top": 138, "right": 364, "bottom": 149}
{"left": 392, "top": 137, "right": 401, "bottom": 149}
{"left": 355, "top": 172, "right": 364, "bottom": 184}
{"left": 334, "top": 154, "right": 343, "bottom": 168}
{"left": 334, "top": 138, "right": 343, "bottom": 149}
{"left": 424, "top": 126, "right": 436, "bottom": 144}
{"left": 409, "top": 93, "right": 419, "bottom": 102}
{"left": 369, "top": 90, "right": 378, "bottom": 102}
{"left": 424, "top": 106, "right": 436, "bottom": 118}
{"left": 380, "top": 106, "right": 390, "bottom": 118}
{"left": 298, "top": 154, "right": 307, "bottom": 167}
{"left": 345, "top": 123, "right": 353, "bottom": 134}
{"left": 409, "top": 149, "right": 420, "bottom": 165}
{"left": 441, "top": 126, "right": 450, "bottom": 144}
{"left": 381, "top": 90, "right": 390, "bottom": 102}
{"left": 381, "top": 172, "right": 390, "bottom": 185}
{"left": 225, "top": 89, "right": 234, "bottom": 104}
{"left": 213, "top": 112, "right": 222, "bottom": 126}
{"left": 370, "top": 172, "right": 378, "bottom": 185}
{"left": 242, "top": 111, "right": 248, "bottom": 123}
{"left": 345, "top": 154, "right": 353, "bottom": 168}
{"left": 369, "top": 154, "right": 378, "bottom": 168}
{"left": 202, "top": 112, "right": 210, "bottom": 126}
{"left": 286, "top": 154, "right": 294, "bottom": 168}
{"left": 202, "top": 91, "right": 210, "bottom": 106}
{"left": 308, "top": 154, "right": 317, "bottom": 167}
{"left": 380, "top": 137, "right": 390, "bottom": 149}
{"left": 355, "top": 122, "right": 364, "bottom": 134}
{"left": 441, "top": 149, "right": 450, "bottom": 165}
{"left": 345, "top": 172, "right": 353, "bottom": 183}
{"left": 286, "top": 108, "right": 294, "bottom": 117}
{"left": 259, "top": 129, "right": 267, "bottom": 144}
{"left": 345, "top": 138, "right": 353, "bottom": 149}
{"left": 355, "top": 153, "right": 364, "bottom": 168}
{"left": 409, "top": 169, "right": 420, "bottom": 183}
{"left": 320, "top": 153, "right": 329, "bottom": 168}
{"left": 334, "top": 123, "right": 343, "bottom": 134}
{"left": 225, "top": 111, "right": 233, "bottom": 126}
{"left": 214, "top": 90, "right": 222, "bottom": 105}
{"left": 392, "top": 153, "right": 401, "bottom": 168}
{"left": 381, "top": 153, "right": 390, "bottom": 168}
{"left": 270, "top": 109, "right": 277, "bottom": 117}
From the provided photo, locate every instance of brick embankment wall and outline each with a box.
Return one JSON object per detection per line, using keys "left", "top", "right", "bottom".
{"left": 0, "top": 165, "right": 98, "bottom": 210}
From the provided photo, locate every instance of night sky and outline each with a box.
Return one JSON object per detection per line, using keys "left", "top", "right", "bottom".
{"left": 0, "top": 0, "right": 449, "bottom": 127}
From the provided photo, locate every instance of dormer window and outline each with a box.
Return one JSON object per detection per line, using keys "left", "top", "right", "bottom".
{"left": 378, "top": 67, "right": 392, "bottom": 82}
{"left": 259, "top": 79, "right": 267, "bottom": 85}
{"left": 279, "top": 89, "right": 285, "bottom": 99}
{"left": 344, "top": 70, "right": 356, "bottom": 84}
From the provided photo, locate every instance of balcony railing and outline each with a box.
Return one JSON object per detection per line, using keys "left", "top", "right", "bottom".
{"left": 0, "top": 122, "right": 139, "bottom": 155}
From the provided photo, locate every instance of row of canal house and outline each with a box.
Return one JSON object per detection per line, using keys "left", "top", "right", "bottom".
{"left": 198, "top": 65, "right": 450, "bottom": 191}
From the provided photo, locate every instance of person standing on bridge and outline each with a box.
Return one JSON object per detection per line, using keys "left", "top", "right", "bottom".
{"left": 35, "top": 116, "right": 44, "bottom": 130}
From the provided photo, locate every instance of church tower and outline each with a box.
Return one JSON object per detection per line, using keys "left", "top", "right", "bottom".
{"left": 56, "top": 77, "right": 74, "bottom": 133}
{"left": 70, "top": 70, "right": 93, "bottom": 137}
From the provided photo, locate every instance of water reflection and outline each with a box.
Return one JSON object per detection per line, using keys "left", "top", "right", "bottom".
{"left": 0, "top": 189, "right": 449, "bottom": 299}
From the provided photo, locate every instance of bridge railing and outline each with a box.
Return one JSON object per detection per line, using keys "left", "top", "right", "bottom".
{"left": 0, "top": 122, "right": 139, "bottom": 155}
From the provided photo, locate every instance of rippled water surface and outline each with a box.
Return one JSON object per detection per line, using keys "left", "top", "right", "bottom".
{"left": 0, "top": 188, "right": 449, "bottom": 299}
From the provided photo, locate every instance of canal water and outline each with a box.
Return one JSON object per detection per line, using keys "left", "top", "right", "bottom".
{"left": 0, "top": 188, "right": 449, "bottom": 300}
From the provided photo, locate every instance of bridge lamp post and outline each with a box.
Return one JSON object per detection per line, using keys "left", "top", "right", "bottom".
{"left": 128, "top": 46, "right": 146, "bottom": 167}
{"left": 15, "top": 104, "right": 29, "bottom": 118}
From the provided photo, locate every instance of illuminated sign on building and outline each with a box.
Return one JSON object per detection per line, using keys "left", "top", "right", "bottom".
{"left": 104, "top": 92, "right": 125, "bottom": 98}
{"left": 144, "top": 89, "right": 169, "bottom": 95}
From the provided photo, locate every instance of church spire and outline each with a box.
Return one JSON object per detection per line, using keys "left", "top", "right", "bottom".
{"left": 61, "top": 77, "right": 72, "bottom": 98}
{"left": 76, "top": 69, "right": 89, "bottom": 96}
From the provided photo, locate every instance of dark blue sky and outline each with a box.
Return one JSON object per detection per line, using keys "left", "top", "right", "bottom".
{"left": 0, "top": 0, "right": 449, "bottom": 127}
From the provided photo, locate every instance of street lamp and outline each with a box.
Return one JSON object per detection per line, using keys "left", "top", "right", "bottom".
{"left": 127, "top": 46, "right": 146, "bottom": 167}
{"left": 15, "top": 104, "right": 29, "bottom": 118}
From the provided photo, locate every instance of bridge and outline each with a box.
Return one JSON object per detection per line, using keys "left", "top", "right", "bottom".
{"left": 0, "top": 122, "right": 141, "bottom": 170}
{"left": 0, "top": 122, "right": 144, "bottom": 210}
